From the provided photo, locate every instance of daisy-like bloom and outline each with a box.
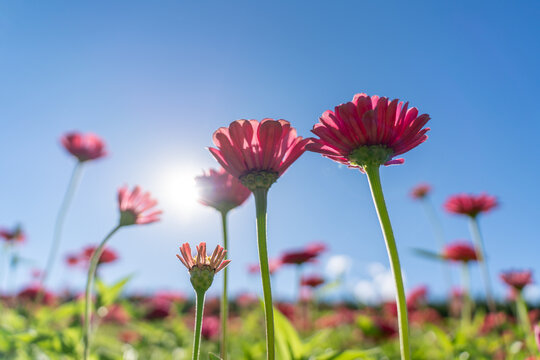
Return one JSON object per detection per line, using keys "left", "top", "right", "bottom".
{"left": 410, "top": 183, "right": 431, "bottom": 200}
{"left": 307, "top": 93, "right": 430, "bottom": 171}
{"left": 0, "top": 225, "right": 26, "bottom": 244}
{"left": 444, "top": 193, "right": 498, "bottom": 218}
{"left": 177, "top": 242, "right": 230, "bottom": 293}
{"left": 118, "top": 185, "right": 162, "bottom": 226}
{"left": 61, "top": 132, "right": 107, "bottom": 162}
{"left": 281, "top": 249, "right": 319, "bottom": 265}
{"left": 500, "top": 270, "right": 533, "bottom": 291}
{"left": 305, "top": 242, "right": 328, "bottom": 255}
{"left": 442, "top": 242, "right": 478, "bottom": 263}
{"left": 406, "top": 286, "right": 428, "bottom": 310}
{"left": 301, "top": 274, "right": 325, "bottom": 288}
{"left": 195, "top": 168, "right": 251, "bottom": 213}
{"left": 65, "top": 254, "right": 80, "bottom": 266}
{"left": 209, "top": 118, "right": 310, "bottom": 190}
{"left": 82, "top": 246, "right": 119, "bottom": 265}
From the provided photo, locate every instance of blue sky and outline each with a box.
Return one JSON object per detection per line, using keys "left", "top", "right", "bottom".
{"left": 0, "top": 1, "right": 539, "bottom": 302}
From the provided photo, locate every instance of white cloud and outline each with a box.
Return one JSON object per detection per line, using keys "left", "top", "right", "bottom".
{"left": 325, "top": 255, "right": 352, "bottom": 279}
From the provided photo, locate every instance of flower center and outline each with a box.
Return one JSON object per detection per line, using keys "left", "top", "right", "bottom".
{"left": 240, "top": 171, "right": 279, "bottom": 191}
{"left": 349, "top": 145, "right": 393, "bottom": 168}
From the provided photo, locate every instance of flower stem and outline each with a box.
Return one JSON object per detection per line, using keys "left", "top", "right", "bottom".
{"left": 83, "top": 224, "right": 121, "bottom": 360}
{"left": 516, "top": 290, "right": 536, "bottom": 354}
{"left": 468, "top": 216, "right": 496, "bottom": 312}
{"left": 364, "top": 165, "right": 410, "bottom": 360}
{"left": 460, "top": 263, "right": 472, "bottom": 331}
{"left": 42, "top": 162, "right": 84, "bottom": 285}
{"left": 252, "top": 188, "right": 275, "bottom": 360}
{"left": 192, "top": 289, "right": 206, "bottom": 360}
{"left": 219, "top": 210, "right": 229, "bottom": 360}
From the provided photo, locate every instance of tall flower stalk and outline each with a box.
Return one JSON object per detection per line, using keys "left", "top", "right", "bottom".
{"left": 500, "top": 270, "right": 535, "bottom": 353}
{"left": 209, "top": 118, "right": 309, "bottom": 360}
{"left": 441, "top": 242, "right": 478, "bottom": 331}
{"left": 42, "top": 132, "right": 107, "bottom": 285}
{"left": 308, "top": 93, "right": 431, "bottom": 360}
{"left": 445, "top": 193, "right": 498, "bottom": 312}
{"left": 195, "top": 168, "right": 250, "bottom": 360}
{"left": 83, "top": 185, "right": 161, "bottom": 360}
{"left": 177, "top": 242, "right": 230, "bottom": 360}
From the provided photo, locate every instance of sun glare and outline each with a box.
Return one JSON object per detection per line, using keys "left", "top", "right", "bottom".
{"left": 156, "top": 165, "right": 202, "bottom": 220}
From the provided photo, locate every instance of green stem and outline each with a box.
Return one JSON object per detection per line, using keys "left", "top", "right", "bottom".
{"left": 461, "top": 263, "right": 472, "bottom": 331}
{"left": 516, "top": 290, "right": 536, "bottom": 354}
{"left": 468, "top": 217, "right": 496, "bottom": 312}
{"left": 422, "top": 198, "right": 453, "bottom": 295}
{"left": 364, "top": 165, "right": 410, "bottom": 360}
{"left": 83, "top": 224, "right": 121, "bottom": 360}
{"left": 220, "top": 210, "right": 229, "bottom": 360}
{"left": 193, "top": 290, "right": 206, "bottom": 360}
{"left": 253, "top": 188, "right": 275, "bottom": 360}
{"left": 42, "top": 162, "right": 84, "bottom": 285}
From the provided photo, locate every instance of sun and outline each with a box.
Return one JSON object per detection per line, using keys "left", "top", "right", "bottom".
{"left": 155, "top": 165, "right": 202, "bottom": 220}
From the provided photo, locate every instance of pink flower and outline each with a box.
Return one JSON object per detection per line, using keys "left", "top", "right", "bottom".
{"left": 61, "top": 132, "right": 107, "bottom": 162}
{"left": 442, "top": 242, "right": 478, "bottom": 263}
{"left": 444, "top": 193, "right": 498, "bottom": 217}
{"left": 102, "top": 304, "right": 131, "bottom": 325}
{"left": 305, "top": 242, "right": 328, "bottom": 255}
{"left": 301, "top": 274, "right": 325, "bottom": 288}
{"left": 410, "top": 183, "right": 431, "bottom": 200}
{"left": 500, "top": 270, "right": 533, "bottom": 291}
{"left": 82, "top": 246, "right": 119, "bottom": 265}
{"left": 307, "top": 93, "right": 430, "bottom": 170}
{"left": 17, "top": 285, "right": 56, "bottom": 305}
{"left": 65, "top": 254, "right": 80, "bottom": 266}
{"left": 201, "top": 316, "right": 220, "bottom": 340}
{"left": 281, "top": 249, "right": 319, "bottom": 265}
{"left": 118, "top": 185, "right": 162, "bottom": 226}
{"left": 535, "top": 325, "right": 540, "bottom": 353}
{"left": 209, "top": 119, "right": 310, "bottom": 188}
{"left": 0, "top": 225, "right": 25, "bottom": 244}
{"left": 195, "top": 168, "right": 251, "bottom": 213}
{"left": 407, "top": 286, "right": 428, "bottom": 309}
{"left": 177, "top": 242, "right": 231, "bottom": 274}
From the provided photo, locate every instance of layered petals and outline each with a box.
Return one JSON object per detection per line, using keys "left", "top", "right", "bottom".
{"left": 195, "top": 168, "right": 251, "bottom": 212}
{"left": 61, "top": 132, "right": 107, "bottom": 162}
{"left": 500, "top": 270, "right": 533, "bottom": 291}
{"left": 444, "top": 193, "right": 498, "bottom": 217}
{"left": 118, "top": 185, "right": 162, "bottom": 226}
{"left": 307, "top": 93, "right": 430, "bottom": 169}
{"left": 209, "top": 119, "right": 310, "bottom": 179}
{"left": 442, "top": 242, "right": 478, "bottom": 263}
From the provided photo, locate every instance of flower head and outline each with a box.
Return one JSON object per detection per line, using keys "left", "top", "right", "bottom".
{"left": 301, "top": 274, "right": 325, "bottom": 288}
{"left": 0, "top": 224, "right": 25, "bottom": 244}
{"left": 500, "top": 270, "right": 533, "bottom": 291}
{"left": 281, "top": 249, "right": 319, "bottom": 265}
{"left": 61, "top": 132, "right": 107, "bottom": 162}
{"left": 118, "top": 185, "right": 162, "bottom": 226}
{"left": 209, "top": 119, "right": 310, "bottom": 190}
{"left": 307, "top": 93, "right": 430, "bottom": 171}
{"left": 410, "top": 183, "right": 431, "bottom": 200}
{"left": 177, "top": 242, "right": 230, "bottom": 293}
{"left": 195, "top": 168, "right": 251, "bottom": 213}
{"left": 444, "top": 193, "right": 498, "bottom": 217}
{"left": 82, "top": 246, "right": 119, "bottom": 265}
{"left": 406, "top": 286, "right": 428, "bottom": 309}
{"left": 442, "top": 242, "right": 478, "bottom": 263}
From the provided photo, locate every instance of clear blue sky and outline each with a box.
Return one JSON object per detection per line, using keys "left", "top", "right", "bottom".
{"left": 1, "top": 1, "right": 539, "bottom": 302}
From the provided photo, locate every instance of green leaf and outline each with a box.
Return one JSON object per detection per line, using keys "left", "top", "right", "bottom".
{"left": 95, "top": 275, "right": 132, "bottom": 307}
{"left": 273, "top": 305, "right": 304, "bottom": 360}
{"left": 412, "top": 248, "right": 444, "bottom": 261}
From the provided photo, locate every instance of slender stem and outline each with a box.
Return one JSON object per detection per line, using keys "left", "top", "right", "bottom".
{"left": 516, "top": 290, "right": 536, "bottom": 354}
{"left": 468, "top": 216, "right": 496, "bottom": 312}
{"left": 193, "top": 290, "right": 206, "bottom": 360}
{"left": 42, "top": 162, "right": 84, "bottom": 285}
{"left": 252, "top": 188, "right": 275, "bottom": 360}
{"left": 461, "top": 263, "right": 472, "bottom": 331}
{"left": 422, "top": 198, "right": 452, "bottom": 295}
{"left": 83, "top": 224, "right": 121, "bottom": 360}
{"left": 296, "top": 264, "right": 302, "bottom": 305}
{"left": 219, "top": 210, "right": 229, "bottom": 360}
{"left": 364, "top": 165, "right": 410, "bottom": 360}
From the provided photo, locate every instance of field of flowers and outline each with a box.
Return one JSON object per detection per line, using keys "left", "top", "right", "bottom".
{"left": 1, "top": 94, "right": 538, "bottom": 360}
